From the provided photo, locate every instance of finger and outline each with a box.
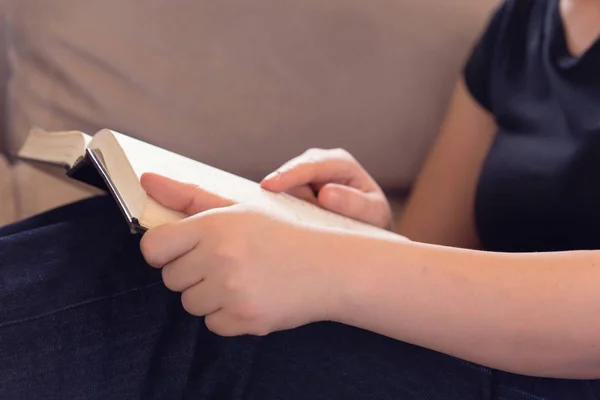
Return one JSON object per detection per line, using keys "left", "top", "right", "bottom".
{"left": 318, "top": 183, "right": 387, "bottom": 226}
{"left": 140, "top": 215, "right": 203, "bottom": 268}
{"left": 161, "top": 250, "right": 206, "bottom": 292}
{"left": 285, "top": 185, "right": 318, "bottom": 204}
{"left": 260, "top": 149, "right": 370, "bottom": 193}
{"left": 141, "top": 172, "right": 233, "bottom": 215}
{"left": 204, "top": 311, "right": 248, "bottom": 337}
{"left": 180, "top": 280, "right": 222, "bottom": 317}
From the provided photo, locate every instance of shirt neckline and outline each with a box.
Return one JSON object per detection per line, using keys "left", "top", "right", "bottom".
{"left": 550, "top": 0, "right": 600, "bottom": 68}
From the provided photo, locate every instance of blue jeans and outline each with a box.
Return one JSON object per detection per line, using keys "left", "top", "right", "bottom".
{"left": 1, "top": 195, "right": 598, "bottom": 399}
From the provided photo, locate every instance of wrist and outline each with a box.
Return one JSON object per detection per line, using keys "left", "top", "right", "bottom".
{"left": 322, "top": 230, "right": 410, "bottom": 325}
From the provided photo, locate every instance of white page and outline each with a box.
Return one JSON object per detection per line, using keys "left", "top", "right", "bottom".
{"left": 108, "top": 130, "right": 401, "bottom": 239}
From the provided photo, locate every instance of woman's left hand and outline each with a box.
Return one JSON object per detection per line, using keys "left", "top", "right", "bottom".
{"left": 139, "top": 173, "right": 344, "bottom": 337}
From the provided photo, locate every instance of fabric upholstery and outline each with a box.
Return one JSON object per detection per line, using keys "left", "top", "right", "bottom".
{"left": 2, "top": 0, "right": 498, "bottom": 220}
{"left": 0, "top": 154, "right": 16, "bottom": 225}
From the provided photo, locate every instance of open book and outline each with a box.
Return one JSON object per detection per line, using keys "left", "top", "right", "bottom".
{"left": 18, "top": 128, "right": 399, "bottom": 239}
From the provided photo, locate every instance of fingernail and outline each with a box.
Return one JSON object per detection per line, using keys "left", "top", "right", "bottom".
{"left": 263, "top": 171, "right": 281, "bottom": 181}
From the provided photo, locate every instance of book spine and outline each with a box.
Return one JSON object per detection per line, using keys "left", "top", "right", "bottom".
{"left": 68, "top": 149, "right": 146, "bottom": 235}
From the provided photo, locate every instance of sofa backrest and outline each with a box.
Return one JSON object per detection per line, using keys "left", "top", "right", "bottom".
{"left": 5, "top": 0, "right": 497, "bottom": 190}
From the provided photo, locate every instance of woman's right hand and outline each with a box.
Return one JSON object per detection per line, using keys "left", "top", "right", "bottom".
{"left": 260, "top": 148, "right": 393, "bottom": 230}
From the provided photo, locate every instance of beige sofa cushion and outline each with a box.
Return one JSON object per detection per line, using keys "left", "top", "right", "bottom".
{"left": 0, "top": 154, "right": 16, "bottom": 226}
{"left": 11, "top": 162, "right": 102, "bottom": 220}
{"left": 4, "top": 0, "right": 498, "bottom": 220}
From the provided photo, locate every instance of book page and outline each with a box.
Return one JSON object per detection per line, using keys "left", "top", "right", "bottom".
{"left": 107, "top": 130, "right": 401, "bottom": 239}
{"left": 18, "top": 129, "right": 91, "bottom": 168}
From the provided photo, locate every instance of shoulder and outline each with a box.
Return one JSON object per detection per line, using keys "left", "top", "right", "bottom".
{"left": 480, "top": 0, "right": 559, "bottom": 54}
{"left": 492, "top": 0, "right": 547, "bottom": 22}
{"left": 463, "top": 0, "right": 554, "bottom": 111}
{"left": 483, "top": 0, "right": 550, "bottom": 46}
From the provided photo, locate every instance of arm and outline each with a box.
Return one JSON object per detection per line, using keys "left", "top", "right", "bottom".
{"left": 141, "top": 169, "right": 600, "bottom": 380}
{"left": 140, "top": 178, "right": 600, "bottom": 380}
{"left": 140, "top": 152, "right": 600, "bottom": 380}
{"left": 330, "top": 82, "right": 600, "bottom": 378}
{"left": 139, "top": 76, "right": 599, "bottom": 379}
{"left": 331, "top": 234, "right": 600, "bottom": 379}
{"left": 397, "top": 78, "right": 496, "bottom": 248}
{"left": 259, "top": 80, "right": 600, "bottom": 378}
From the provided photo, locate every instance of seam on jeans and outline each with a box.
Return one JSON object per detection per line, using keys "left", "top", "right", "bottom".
{"left": 0, "top": 281, "right": 163, "bottom": 328}
{"left": 498, "top": 385, "right": 546, "bottom": 400}
{"left": 453, "top": 356, "right": 493, "bottom": 375}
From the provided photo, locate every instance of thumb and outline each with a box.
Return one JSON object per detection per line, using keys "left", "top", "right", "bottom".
{"left": 140, "top": 173, "right": 233, "bottom": 215}
{"left": 317, "top": 183, "right": 386, "bottom": 227}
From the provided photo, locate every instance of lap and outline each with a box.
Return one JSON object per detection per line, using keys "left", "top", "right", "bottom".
{"left": 0, "top": 196, "right": 598, "bottom": 400}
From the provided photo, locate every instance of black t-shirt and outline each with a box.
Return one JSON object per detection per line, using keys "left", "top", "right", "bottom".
{"left": 464, "top": 0, "right": 600, "bottom": 252}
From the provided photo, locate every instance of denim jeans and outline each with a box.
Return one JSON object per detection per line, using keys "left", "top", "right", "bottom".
{"left": 1, "top": 195, "right": 598, "bottom": 399}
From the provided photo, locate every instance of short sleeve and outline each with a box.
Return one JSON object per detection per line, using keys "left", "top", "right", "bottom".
{"left": 463, "top": 1, "right": 512, "bottom": 112}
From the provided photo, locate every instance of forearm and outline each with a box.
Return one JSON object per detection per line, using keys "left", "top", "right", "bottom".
{"left": 331, "top": 235, "right": 600, "bottom": 379}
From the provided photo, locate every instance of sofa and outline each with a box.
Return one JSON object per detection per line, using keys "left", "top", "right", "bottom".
{"left": 0, "top": 0, "right": 498, "bottom": 226}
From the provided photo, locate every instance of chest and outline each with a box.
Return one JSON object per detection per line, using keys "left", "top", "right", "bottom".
{"left": 476, "top": 63, "right": 600, "bottom": 252}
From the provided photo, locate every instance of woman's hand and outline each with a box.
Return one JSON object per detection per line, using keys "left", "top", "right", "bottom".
{"left": 139, "top": 173, "right": 345, "bottom": 337}
{"left": 261, "top": 148, "right": 393, "bottom": 230}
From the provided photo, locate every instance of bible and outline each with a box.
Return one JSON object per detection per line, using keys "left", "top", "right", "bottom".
{"left": 18, "top": 128, "right": 398, "bottom": 239}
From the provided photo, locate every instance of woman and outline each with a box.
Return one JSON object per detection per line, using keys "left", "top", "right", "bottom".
{"left": 2, "top": 0, "right": 599, "bottom": 398}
